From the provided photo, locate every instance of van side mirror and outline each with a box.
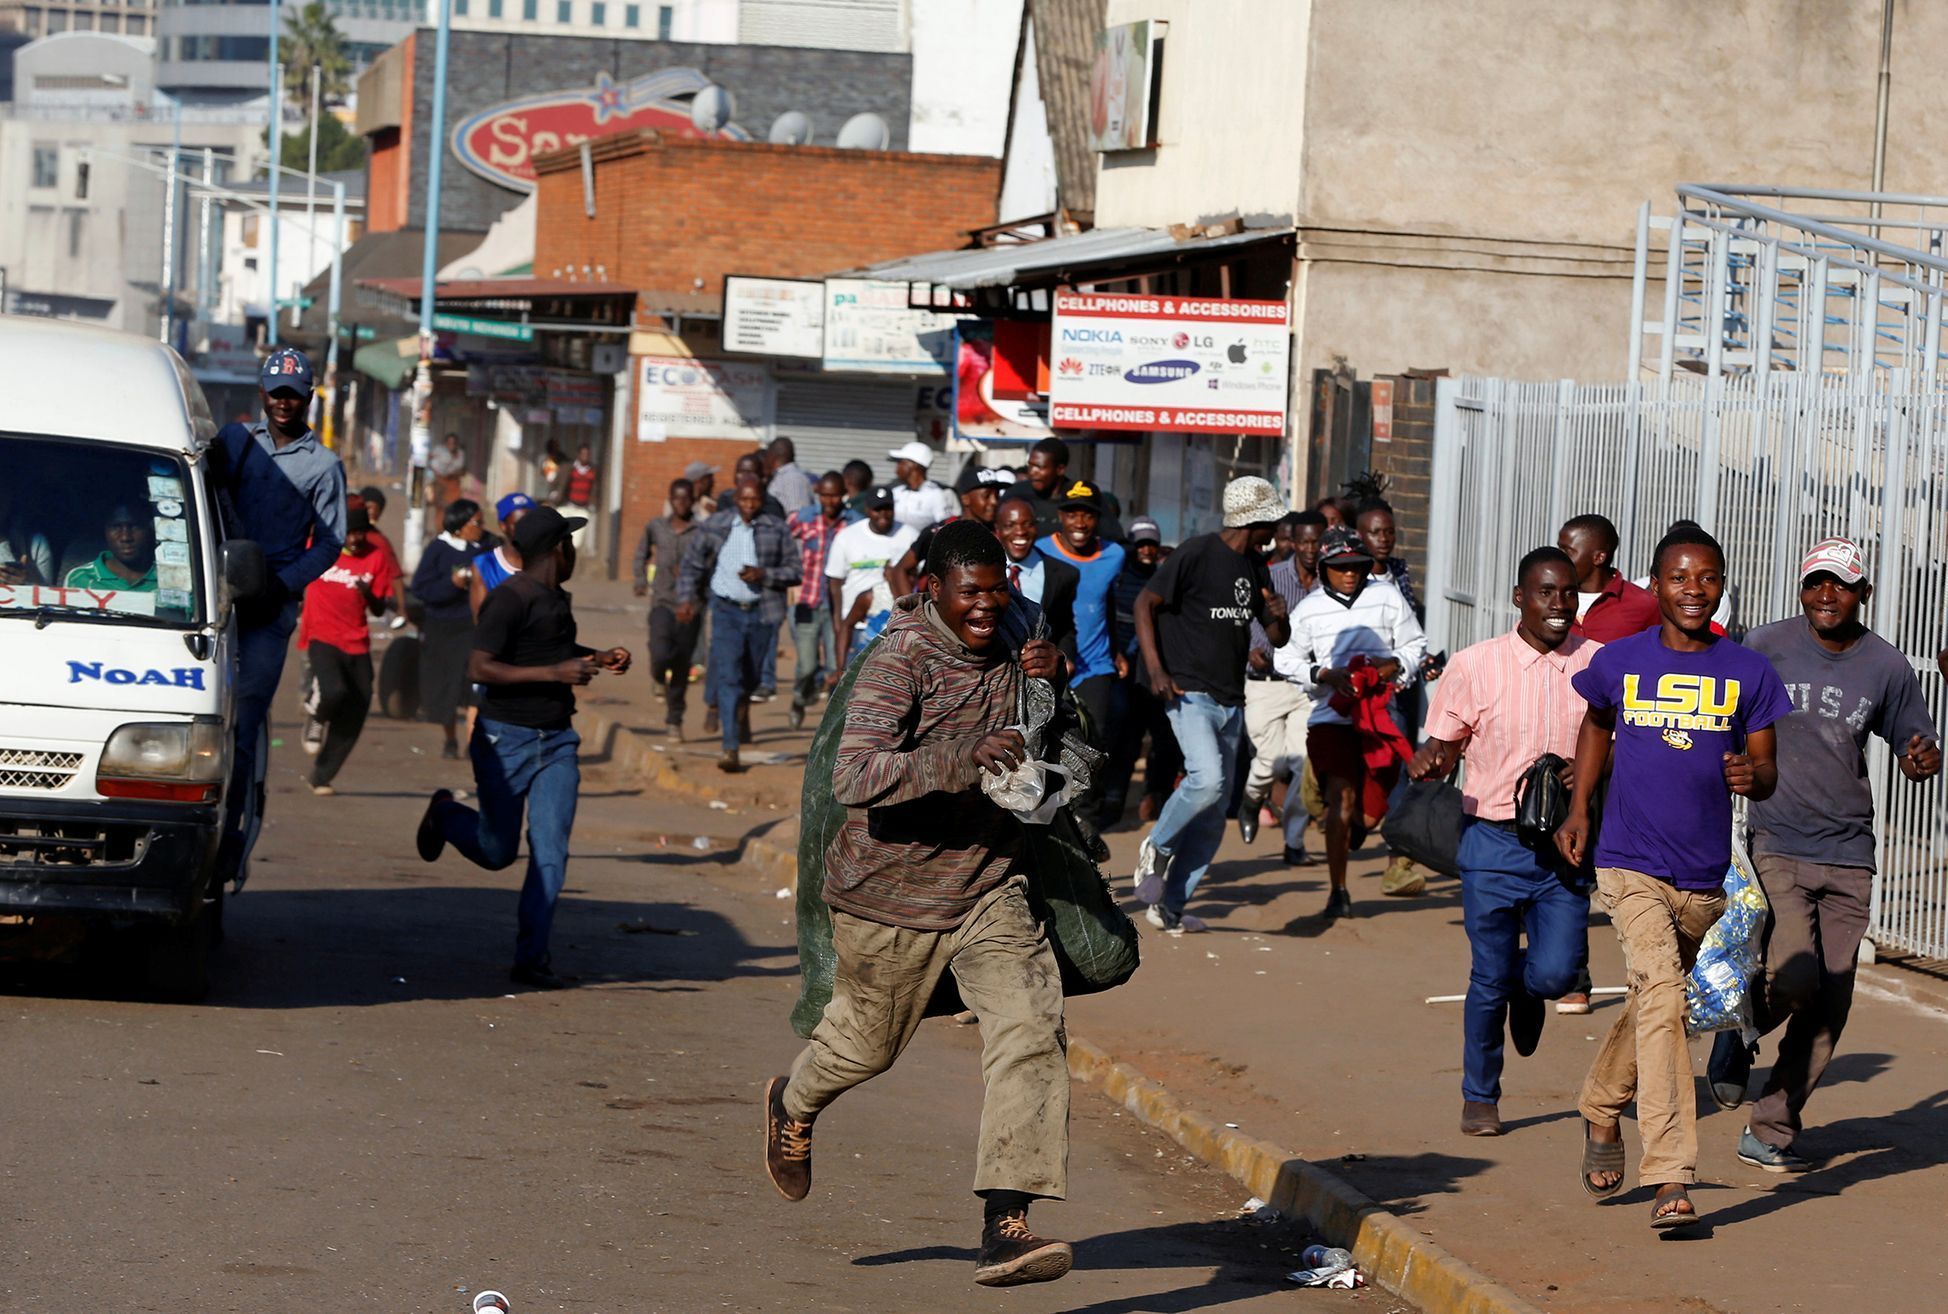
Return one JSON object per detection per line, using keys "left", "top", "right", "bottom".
{"left": 220, "top": 540, "right": 267, "bottom": 612}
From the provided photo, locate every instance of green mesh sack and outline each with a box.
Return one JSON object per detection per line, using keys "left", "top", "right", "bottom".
{"left": 790, "top": 639, "right": 1141, "bottom": 1040}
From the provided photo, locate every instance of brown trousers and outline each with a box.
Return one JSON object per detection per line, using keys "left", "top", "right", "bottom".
{"left": 1579, "top": 866, "right": 1725, "bottom": 1186}
{"left": 783, "top": 876, "right": 1070, "bottom": 1198}
{"left": 1747, "top": 854, "right": 1873, "bottom": 1149}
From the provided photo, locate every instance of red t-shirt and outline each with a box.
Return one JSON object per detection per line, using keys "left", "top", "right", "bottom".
{"left": 1574, "top": 572, "right": 1661, "bottom": 644}
{"left": 300, "top": 543, "right": 398, "bottom": 654}
{"left": 566, "top": 462, "right": 597, "bottom": 507}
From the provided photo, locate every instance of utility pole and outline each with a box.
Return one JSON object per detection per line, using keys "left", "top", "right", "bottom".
{"left": 404, "top": 0, "right": 454, "bottom": 569}
{"left": 159, "top": 106, "right": 181, "bottom": 344}
{"left": 323, "top": 178, "right": 345, "bottom": 451}
{"left": 301, "top": 61, "right": 319, "bottom": 335}
{"left": 1870, "top": 0, "right": 1894, "bottom": 225}
{"left": 197, "top": 147, "right": 216, "bottom": 321}
{"left": 267, "top": 0, "right": 283, "bottom": 346}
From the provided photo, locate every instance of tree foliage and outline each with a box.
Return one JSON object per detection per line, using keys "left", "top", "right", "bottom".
{"left": 281, "top": 1, "right": 352, "bottom": 107}
{"left": 263, "top": 111, "right": 368, "bottom": 175}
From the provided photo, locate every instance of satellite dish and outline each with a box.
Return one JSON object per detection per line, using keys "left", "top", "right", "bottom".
{"left": 768, "top": 109, "right": 814, "bottom": 145}
{"left": 835, "top": 112, "right": 891, "bottom": 151}
{"left": 689, "top": 83, "right": 734, "bottom": 134}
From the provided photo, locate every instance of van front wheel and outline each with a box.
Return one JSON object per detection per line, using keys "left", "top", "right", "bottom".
{"left": 144, "top": 888, "right": 220, "bottom": 1002}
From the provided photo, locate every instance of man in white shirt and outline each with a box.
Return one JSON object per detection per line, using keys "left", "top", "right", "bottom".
{"left": 1275, "top": 526, "right": 1427, "bottom": 919}
{"left": 825, "top": 486, "right": 919, "bottom": 661}
{"left": 886, "top": 440, "right": 956, "bottom": 531}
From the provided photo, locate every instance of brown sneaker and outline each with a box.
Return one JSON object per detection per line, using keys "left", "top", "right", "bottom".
{"left": 763, "top": 1076, "right": 813, "bottom": 1201}
{"left": 974, "top": 1211, "right": 1073, "bottom": 1287}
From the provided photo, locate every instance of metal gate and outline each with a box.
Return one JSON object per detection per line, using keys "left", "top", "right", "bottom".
{"left": 1426, "top": 371, "right": 1948, "bottom": 959}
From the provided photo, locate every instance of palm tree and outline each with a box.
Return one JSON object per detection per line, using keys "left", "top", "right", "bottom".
{"left": 282, "top": 2, "right": 352, "bottom": 108}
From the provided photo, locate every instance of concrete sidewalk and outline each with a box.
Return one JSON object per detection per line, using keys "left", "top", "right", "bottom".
{"left": 569, "top": 576, "right": 1948, "bottom": 1314}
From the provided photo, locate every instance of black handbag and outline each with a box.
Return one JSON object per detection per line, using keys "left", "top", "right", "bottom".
{"left": 1513, "top": 752, "right": 1571, "bottom": 844}
{"left": 1381, "top": 774, "right": 1466, "bottom": 878}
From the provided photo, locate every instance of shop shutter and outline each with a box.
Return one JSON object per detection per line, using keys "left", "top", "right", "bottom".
{"left": 774, "top": 378, "right": 930, "bottom": 489}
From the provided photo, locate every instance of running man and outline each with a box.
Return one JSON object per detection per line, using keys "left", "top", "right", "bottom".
{"left": 1133, "top": 477, "right": 1290, "bottom": 933}
{"left": 297, "top": 502, "right": 396, "bottom": 796}
{"left": 1410, "top": 546, "right": 1595, "bottom": 1136}
{"left": 415, "top": 507, "right": 630, "bottom": 989}
{"left": 1708, "top": 536, "right": 1940, "bottom": 1171}
{"left": 1558, "top": 522, "right": 1790, "bottom": 1229}
{"left": 763, "top": 521, "right": 1074, "bottom": 1288}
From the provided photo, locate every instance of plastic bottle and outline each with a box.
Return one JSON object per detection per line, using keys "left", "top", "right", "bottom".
{"left": 1300, "top": 1245, "right": 1352, "bottom": 1274}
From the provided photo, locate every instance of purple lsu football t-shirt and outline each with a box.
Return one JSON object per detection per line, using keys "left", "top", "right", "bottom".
{"left": 1571, "top": 629, "right": 1792, "bottom": 889}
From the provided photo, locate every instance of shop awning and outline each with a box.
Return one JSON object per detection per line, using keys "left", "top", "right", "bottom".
{"left": 853, "top": 225, "right": 1295, "bottom": 309}
{"left": 355, "top": 276, "right": 637, "bottom": 333}
{"left": 352, "top": 336, "right": 417, "bottom": 390}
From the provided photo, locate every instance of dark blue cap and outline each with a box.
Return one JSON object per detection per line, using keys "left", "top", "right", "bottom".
{"left": 260, "top": 346, "right": 314, "bottom": 394}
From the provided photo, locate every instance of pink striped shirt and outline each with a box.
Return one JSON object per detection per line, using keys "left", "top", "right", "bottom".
{"left": 1424, "top": 629, "right": 1599, "bottom": 821}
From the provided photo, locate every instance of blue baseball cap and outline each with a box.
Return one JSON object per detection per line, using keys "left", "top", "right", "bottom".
{"left": 260, "top": 347, "right": 314, "bottom": 394}
{"left": 495, "top": 491, "right": 536, "bottom": 524}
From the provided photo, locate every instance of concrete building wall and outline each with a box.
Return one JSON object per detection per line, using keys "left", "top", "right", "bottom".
{"left": 906, "top": 0, "right": 1019, "bottom": 157}
{"left": 1092, "top": 0, "right": 1309, "bottom": 229}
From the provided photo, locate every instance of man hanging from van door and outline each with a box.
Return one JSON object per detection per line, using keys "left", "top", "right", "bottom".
{"left": 210, "top": 347, "right": 347, "bottom": 878}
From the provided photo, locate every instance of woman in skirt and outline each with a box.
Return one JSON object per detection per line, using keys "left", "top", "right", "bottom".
{"left": 411, "top": 499, "right": 485, "bottom": 758}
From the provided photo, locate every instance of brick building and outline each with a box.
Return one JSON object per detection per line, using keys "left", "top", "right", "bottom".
{"left": 529, "top": 132, "right": 1000, "bottom": 573}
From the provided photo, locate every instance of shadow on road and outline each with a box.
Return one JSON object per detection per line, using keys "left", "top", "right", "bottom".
{"left": 854, "top": 1216, "right": 1308, "bottom": 1312}
{"left": 0, "top": 885, "right": 797, "bottom": 1009}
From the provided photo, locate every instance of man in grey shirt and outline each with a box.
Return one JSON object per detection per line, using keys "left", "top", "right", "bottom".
{"left": 1710, "top": 536, "right": 1940, "bottom": 1172}
{"left": 763, "top": 437, "right": 814, "bottom": 517}
{"left": 632, "top": 477, "right": 701, "bottom": 737}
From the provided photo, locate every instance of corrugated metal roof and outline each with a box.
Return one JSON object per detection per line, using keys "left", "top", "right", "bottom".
{"left": 853, "top": 225, "right": 1293, "bottom": 289}
{"left": 1030, "top": 0, "right": 1106, "bottom": 216}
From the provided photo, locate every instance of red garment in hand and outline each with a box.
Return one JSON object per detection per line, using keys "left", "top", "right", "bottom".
{"left": 1325, "top": 655, "right": 1411, "bottom": 819}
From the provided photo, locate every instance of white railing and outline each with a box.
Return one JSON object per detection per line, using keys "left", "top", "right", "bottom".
{"left": 1427, "top": 371, "right": 1948, "bottom": 959}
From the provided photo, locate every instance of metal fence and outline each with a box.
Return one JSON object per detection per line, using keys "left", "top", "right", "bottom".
{"left": 1426, "top": 371, "right": 1948, "bottom": 959}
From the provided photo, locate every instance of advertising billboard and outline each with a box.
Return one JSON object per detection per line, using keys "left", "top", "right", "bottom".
{"left": 821, "top": 278, "right": 959, "bottom": 375}
{"left": 722, "top": 276, "right": 826, "bottom": 359}
{"left": 636, "top": 355, "right": 773, "bottom": 442}
{"left": 1087, "top": 20, "right": 1163, "bottom": 153}
{"left": 1047, "top": 290, "right": 1291, "bottom": 435}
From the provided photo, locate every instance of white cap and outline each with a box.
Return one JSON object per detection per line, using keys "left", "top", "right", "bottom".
{"left": 886, "top": 440, "right": 936, "bottom": 469}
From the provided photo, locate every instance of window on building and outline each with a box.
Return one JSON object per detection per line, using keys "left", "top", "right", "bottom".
{"left": 68, "top": 211, "right": 83, "bottom": 259}
{"left": 454, "top": 0, "right": 467, "bottom": 13}
{"left": 72, "top": 9, "right": 94, "bottom": 27}
{"left": 590, "top": 0, "right": 602, "bottom": 22}
{"left": 488, "top": 0, "right": 502, "bottom": 17}
{"left": 99, "top": 12, "right": 121, "bottom": 30}
{"left": 31, "top": 145, "right": 59, "bottom": 189}
{"left": 23, "top": 8, "right": 43, "bottom": 35}
{"left": 125, "top": 12, "right": 144, "bottom": 32}
{"left": 555, "top": 0, "right": 569, "bottom": 20}
{"left": 623, "top": 2, "right": 636, "bottom": 24}
{"left": 655, "top": 2, "right": 670, "bottom": 37}
{"left": 45, "top": 8, "right": 67, "bottom": 32}
{"left": 522, "top": 0, "right": 536, "bottom": 18}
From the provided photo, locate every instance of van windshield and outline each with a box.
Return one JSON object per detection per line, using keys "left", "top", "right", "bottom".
{"left": 0, "top": 434, "right": 203, "bottom": 627}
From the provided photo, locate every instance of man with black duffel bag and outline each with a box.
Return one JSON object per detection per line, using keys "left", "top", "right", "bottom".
{"left": 1408, "top": 546, "right": 1598, "bottom": 1138}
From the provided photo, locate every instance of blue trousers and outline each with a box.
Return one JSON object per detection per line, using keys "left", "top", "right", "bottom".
{"left": 438, "top": 717, "right": 582, "bottom": 969}
{"left": 1150, "top": 692, "right": 1244, "bottom": 916}
{"left": 223, "top": 597, "right": 300, "bottom": 872}
{"left": 710, "top": 598, "right": 774, "bottom": 753}
{"left": 1459, "top": 819, "right": 1590, "bottom": 1103}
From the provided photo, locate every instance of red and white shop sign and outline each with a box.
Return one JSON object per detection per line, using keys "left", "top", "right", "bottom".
{"left": 1047, "top": 290, "right": 1291, "bottom": 434}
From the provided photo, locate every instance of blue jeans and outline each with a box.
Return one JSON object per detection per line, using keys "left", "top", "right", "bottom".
{"left": 438, "top": 717, "right": 582, "bottom": 969}
{"left": 1150, "top": 692, "right": 1244, "bottom": 916}
{"left": 223, "top": 597, "right": 300, "bottom": 869}
{"left": 1458, "top": 819, "right": 1590, "bottom": 1103}
{"left": 710, "top": 598, "right": 774, "bottom": 753}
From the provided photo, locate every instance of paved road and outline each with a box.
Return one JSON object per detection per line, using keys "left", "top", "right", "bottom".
{"left": 0, "top": 615, "right": 1387, "bottom": 1313}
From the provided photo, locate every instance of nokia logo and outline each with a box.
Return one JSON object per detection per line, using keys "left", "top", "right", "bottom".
{"left": 1060, "top": 328, "right": 1124, "bottom": 344}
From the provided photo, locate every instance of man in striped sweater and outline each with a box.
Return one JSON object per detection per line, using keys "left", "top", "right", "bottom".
{"left": 762, "top": 520, "right": 1076, "bottom": 1289}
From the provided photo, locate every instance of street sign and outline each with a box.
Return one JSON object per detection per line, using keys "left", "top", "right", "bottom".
{"left": 433, "top": 312, "right": 534, "bottom": 342}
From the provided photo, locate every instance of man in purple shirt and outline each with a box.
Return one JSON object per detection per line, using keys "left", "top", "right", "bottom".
{"left": 1558, "top": 522, "right": 1790, "bottom": 1230}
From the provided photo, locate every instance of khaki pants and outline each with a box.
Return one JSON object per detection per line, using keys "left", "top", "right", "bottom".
{"left": 1579, "top": 866, "right": 1725, "bottom": 1186}
{"left": 783, "top": 876, "right": 1070, "bottom": 1198}
{"left": 1243, "top": 678, "right": 1312, "bottom": 801}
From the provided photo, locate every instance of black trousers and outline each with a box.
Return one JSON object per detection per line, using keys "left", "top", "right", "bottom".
{"left": 308, "top": 641, "right": 373, "bottom": 788}
{"left": 1098, "top": 675, "right": 1183, "bottom": 822}
{"left": 650, "top": 602, "right": 704, "bottom": 724}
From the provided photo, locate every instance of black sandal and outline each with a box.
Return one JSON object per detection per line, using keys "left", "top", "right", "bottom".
{"left": 1580, "top": 1122, "right": 1625, "bottom": 1199}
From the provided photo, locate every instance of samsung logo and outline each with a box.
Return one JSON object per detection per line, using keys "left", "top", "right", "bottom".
{"left": 1124, "top": 359, "right": 1201, "bottom": 385}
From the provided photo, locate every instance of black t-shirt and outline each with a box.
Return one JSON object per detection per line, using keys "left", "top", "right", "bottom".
{"left": 472, "top": 573, "right": 580, "bottom": 729}
{"left": 1143, "top": 532, "right": 1271, "bottom": 706}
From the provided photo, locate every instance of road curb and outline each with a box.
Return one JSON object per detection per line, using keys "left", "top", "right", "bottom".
{"left": 596, "top": 712, "right": 1538, "bottom": 1313}
{"left": 1064, "top": 1038, "right": 1543, "bottom": 1314}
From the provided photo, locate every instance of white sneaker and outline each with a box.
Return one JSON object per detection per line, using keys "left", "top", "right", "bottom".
{"left": 1134, "top": 836, "right": 1168, "bottom": 906}
{"left": 309, "top": 782, "right": 335, "bottom": 797}
{"left": 1144, "top": 905, "right": 1167, "bottom": 929}
{"left": 1168, "top": 913, "right": 1208, "bottom": 936}
{"left": 301, "top": 717, "right": 325, "bottom": 757}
